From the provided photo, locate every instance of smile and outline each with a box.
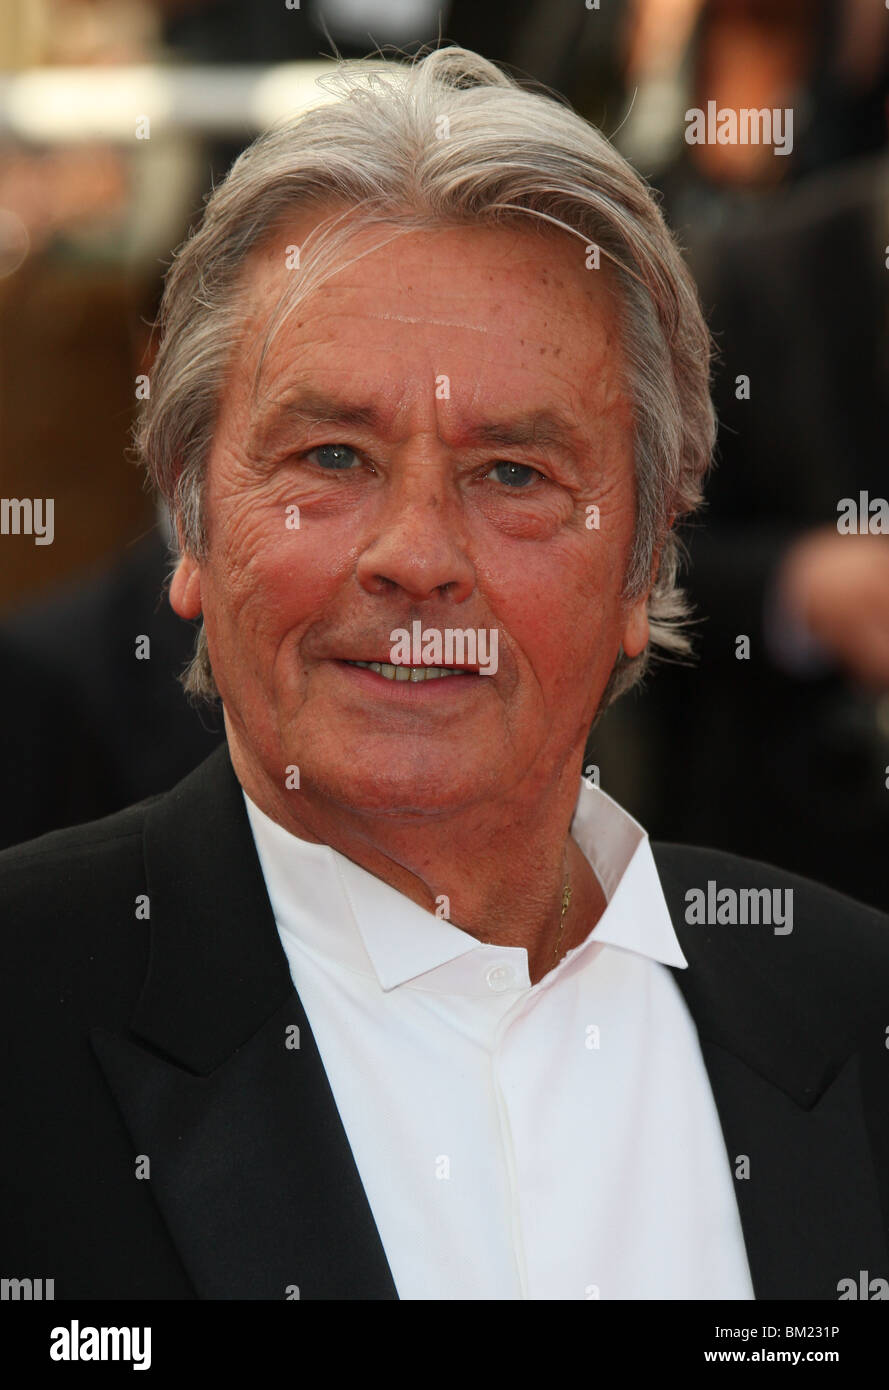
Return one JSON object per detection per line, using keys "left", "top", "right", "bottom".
{"left": 344, "top": 660, "right": 473, "bottom": 683}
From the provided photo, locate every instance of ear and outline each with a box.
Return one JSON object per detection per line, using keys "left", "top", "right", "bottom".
{"left": 619, "top": 531, "right": 671, "bottom": 659}
{"left": 169, "top": 553, "right": 202, "bottom": 620}
{"left": 620, "top": 594, "right": 650, "bottom": 659}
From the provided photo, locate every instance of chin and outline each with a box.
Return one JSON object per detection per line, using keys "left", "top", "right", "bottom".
{"left": 317, "top": 761, "right": 490, "bottom": 820}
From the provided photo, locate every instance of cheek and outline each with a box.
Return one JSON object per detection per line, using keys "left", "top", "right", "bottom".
{"left": 203, "top": 497, "right": 356, "bottom": 650}
{"left": 479, "top": 531, "right": 629, "bottom": 698}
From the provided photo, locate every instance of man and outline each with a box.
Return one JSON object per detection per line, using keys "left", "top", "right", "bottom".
{"left": 2, "top": 46, "right": 887, "bottom": 1302}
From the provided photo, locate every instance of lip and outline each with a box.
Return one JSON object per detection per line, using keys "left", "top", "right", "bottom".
{"left": 328, "top": 658, "right": 489, "bottom": 697}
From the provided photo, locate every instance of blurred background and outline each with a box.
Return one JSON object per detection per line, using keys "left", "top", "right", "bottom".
{"left": 1, "top": 0, "right": 888, "bottom": 911}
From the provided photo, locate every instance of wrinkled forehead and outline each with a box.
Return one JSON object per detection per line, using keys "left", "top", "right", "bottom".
{"left": 237, "top": 210, "right": 625, "bottom": 362}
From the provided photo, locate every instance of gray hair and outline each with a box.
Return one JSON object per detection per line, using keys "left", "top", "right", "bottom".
{"left": 136, "top": 45, "right": 715, "bottom": 707}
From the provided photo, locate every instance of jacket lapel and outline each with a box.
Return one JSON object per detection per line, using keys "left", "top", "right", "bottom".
{"left": 91, "top": 744, "right": 398, "bottom": 1300}
{"left": 654, "top": 843, "right": 889, "bottom": 1300}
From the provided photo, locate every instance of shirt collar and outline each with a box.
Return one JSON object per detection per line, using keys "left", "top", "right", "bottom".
{"left": 568, "top": 778, "right": 687, "bottom": 968}
{"left": 242, "top": 777, "right": 687, "bottom": 993}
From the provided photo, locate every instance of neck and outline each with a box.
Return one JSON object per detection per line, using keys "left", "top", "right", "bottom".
{"left": 227, "top": 729, "right": 606, "bottom": 985}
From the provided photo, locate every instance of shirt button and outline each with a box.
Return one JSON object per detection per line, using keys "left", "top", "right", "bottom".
{"left": 486, "top": 963, "right": 516, "bottom": 992}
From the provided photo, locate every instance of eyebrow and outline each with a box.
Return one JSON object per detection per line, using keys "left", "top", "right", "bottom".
{"left": 248, "top": 388, "right": 383, "bottom": 454}
{"left": 467, "top": 412, "right": 583, "bottom": 460}
{"left": 248, "top": 389, "right": 584, "bottom": 465}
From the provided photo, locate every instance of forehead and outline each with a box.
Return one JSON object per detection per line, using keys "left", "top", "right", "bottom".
{"left": 231, "top": 215, "right": 630, "bottom": 430}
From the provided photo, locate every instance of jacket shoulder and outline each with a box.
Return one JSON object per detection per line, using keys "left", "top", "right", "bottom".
{"left": 0, "top": 794, "right": 162, "bottom": 973}
{"left": 651, "top": 839, "right": 889, "bottom": 926}
{"left": 651, "top": 839, "right": 889, "bottom": 1025}
{"left": 0, "top": 792, "right": 160, "bottom": 876}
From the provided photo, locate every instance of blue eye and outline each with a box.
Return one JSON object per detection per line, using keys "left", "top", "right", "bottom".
{"left": 313, "top": 444, "right": 359, "bottom": 470}
{"left": 489, "top": 461, "right": 540, "bottom": 488}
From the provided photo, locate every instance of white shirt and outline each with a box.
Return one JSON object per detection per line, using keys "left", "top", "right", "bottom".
{"left": 243, "top": 778, "right": 755, "bottom": 1300}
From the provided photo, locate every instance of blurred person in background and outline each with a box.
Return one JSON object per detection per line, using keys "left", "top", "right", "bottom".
{"left": 588, "top": 0, "right": 889, "bottom": 913}
{"left": 0, "top": 0, "right": 222, "bottom": 847}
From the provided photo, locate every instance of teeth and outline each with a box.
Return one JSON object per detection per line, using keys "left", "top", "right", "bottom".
{"left": 347, "top": 661, "right": 466, "bottom": 682}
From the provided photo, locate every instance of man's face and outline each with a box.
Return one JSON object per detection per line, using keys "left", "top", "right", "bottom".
{"left": 171, "top": 216, "right": 651, "bottom": 820}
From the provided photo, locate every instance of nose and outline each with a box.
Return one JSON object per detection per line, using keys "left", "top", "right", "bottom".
{"left": 356, "top": 448, "right": 476, "bottom": 604}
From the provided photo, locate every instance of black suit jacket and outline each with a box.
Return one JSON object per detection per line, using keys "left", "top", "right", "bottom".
{"left": 2, "top": 744, "right": 888, "bottom": 1300}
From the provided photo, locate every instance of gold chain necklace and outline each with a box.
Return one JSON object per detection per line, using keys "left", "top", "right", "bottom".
{"left": 551, "top": 864, "right": 573, "bottom": 966}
